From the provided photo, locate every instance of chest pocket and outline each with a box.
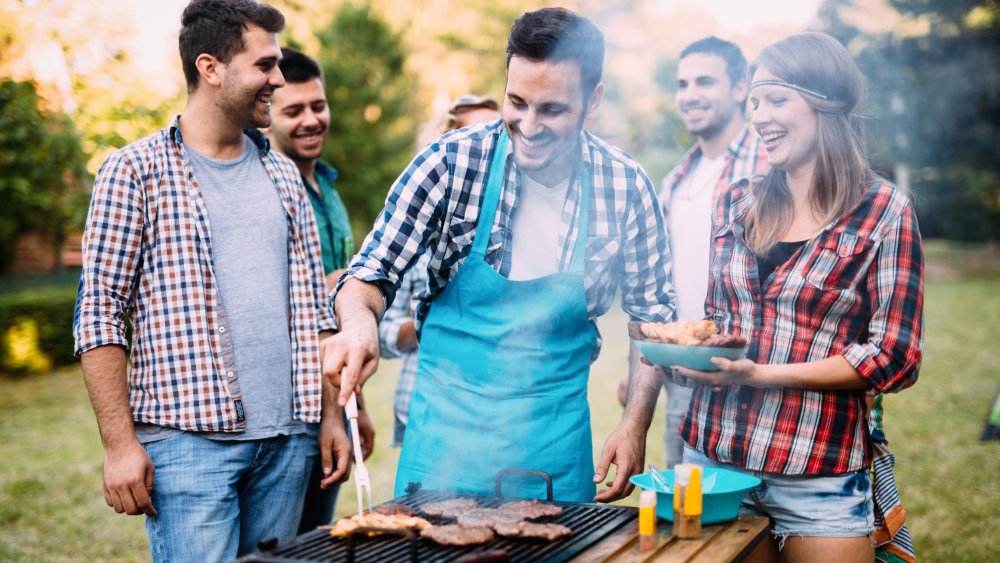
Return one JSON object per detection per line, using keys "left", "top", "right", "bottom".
{"left": 804, "top": 232, "right": 873, "bottom": 293}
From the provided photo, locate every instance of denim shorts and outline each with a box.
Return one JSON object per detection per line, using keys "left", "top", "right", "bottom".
{"left": 683, "top": 445, "right": 874, "bottom": 542}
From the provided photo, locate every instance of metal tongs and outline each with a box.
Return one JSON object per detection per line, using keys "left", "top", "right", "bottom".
{"left": 346, "top": 392, "right": 373, "bottom": 516}
{"left": 648, "top": 463, "right": 672, "bottom": 492}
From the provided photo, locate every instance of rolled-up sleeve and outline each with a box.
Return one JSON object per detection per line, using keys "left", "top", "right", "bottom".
{"left": 843, "top": 205, "right": 924, "bottom": 393}
{"left": 620, "top": 170, "right": 676, "bottom": 323}
{"left": 74, "top": 153, "right": 144, "bottom": 356}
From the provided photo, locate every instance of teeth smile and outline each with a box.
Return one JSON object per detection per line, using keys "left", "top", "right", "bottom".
{"left": 521, "top": 137, "right": 551, "bottom": 148}
{"left": 762, "top": 132, "right": 786, "bottom": 143}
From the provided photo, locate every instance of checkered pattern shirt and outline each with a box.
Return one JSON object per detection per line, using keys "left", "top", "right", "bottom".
{"left": 378, "top": 253, "right": 428, "bottom": 435}
{"left": 659, "top": 126, "right": 768, "bottom": 223}
{"left": 339, "top": 120, "right": 675, "bottom": 339}
{"left": 74, "top": 116, "right": 336, "bottom": 431}
{"left": 681, "top": 180, "right": 924, "bottom": 475}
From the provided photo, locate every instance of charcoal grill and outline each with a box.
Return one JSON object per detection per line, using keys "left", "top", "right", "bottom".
{"left": 237, "top": 471, "right": 637, "bottom": 563}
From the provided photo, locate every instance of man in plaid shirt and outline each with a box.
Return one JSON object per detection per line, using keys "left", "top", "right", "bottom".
{"left": 642, "top": 37, "right": 768, "bottom": 469}
{"left": 324, "top": 8, "right": 676, "bottom": 503}
{"left": 73, "top": 1, "right": 349, "bottom": 560}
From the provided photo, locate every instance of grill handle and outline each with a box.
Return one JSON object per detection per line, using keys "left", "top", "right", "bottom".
{"left": 494, "top": 469, "right": 553, "bottom": 502}
{"left": 346, "top": 527, "right": 418, "bottom": 563}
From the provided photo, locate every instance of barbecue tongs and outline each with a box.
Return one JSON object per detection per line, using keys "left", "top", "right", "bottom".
{"left": 346, "top": 392, "right": 373, "bottom": 516}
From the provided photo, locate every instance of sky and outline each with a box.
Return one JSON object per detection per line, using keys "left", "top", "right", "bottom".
{"left": 689, "top": 0, "right": 824, "bottom": 32}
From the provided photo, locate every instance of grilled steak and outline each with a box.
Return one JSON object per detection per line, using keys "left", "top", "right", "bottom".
{"left": 420, "top": 524, "right": 494, "bottom": 546}
{"left": 374, "top": 503, "right": 415, "bottom": 517}
{"left": 421, "top": 498, "right": 480, "bottom": 518}
{"left": 700, "top": 334, "right": 747, "bottom": 348}
{"left": 457, "top": 508, "right": 524, "bottom": 529}
{"left": 498, "top": 499, "right": 563, "bottom": 519}
{"left": 493, "top": 520, "right": 572, "bottom": 540}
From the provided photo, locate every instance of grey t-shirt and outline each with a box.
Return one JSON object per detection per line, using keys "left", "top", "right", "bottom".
{"left": 135, "top": 139, "right": 304, "bottom": 443}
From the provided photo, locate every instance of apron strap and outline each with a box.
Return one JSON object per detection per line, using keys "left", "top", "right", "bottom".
{"left": 471, "top": 131, "right": 509, "bottom": 257}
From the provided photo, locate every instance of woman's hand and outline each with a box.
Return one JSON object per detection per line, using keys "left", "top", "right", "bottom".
{"left": 672, "top": 357, "right": 763, "bottom": 389}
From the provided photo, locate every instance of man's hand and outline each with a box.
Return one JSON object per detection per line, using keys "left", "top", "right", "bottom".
{"left": 324, "top": 278, "right": 384, "bottom": 406}
{"left": 593, "top": 421, "right": 645, "bottom": 503}
{"left": 357, "top": 408, "right": 376, "bottom": 460}
{"left": 102, "top": 439, "right": 157, "bottom": 516}
{"left": 319, "top": 416, "right": 352, "bottom": 489}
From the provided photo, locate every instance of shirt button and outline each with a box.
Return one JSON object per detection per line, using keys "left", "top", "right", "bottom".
{"left": 219, "top": 326, "right": 227, "bottom": 334}
{"left": 227, "top": 370, "right": 236, "bottom": 379}
{"left": 741, "top": 403, "right": 748, "bottom": 410}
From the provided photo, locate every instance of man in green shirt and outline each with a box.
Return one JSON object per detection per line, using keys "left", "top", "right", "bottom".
{"left": 268, "top": 46, "right": 373, "bottom": 531}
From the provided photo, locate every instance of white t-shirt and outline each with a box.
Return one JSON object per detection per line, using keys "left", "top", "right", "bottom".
{"left": 669, "top": 154, "right": 728, "bottom": 321}
{"left": 508, "top": 174, "right": 571, "bottom": 280}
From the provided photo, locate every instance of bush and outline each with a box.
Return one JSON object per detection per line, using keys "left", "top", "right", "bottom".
{"left": 0, "top": 286, "right": 78, "bottom": 375}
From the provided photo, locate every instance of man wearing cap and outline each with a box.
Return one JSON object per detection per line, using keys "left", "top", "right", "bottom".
{"left": 381, "top": 93, "right": 501, "bottom": 448}
{"left": 324, "top": 7, "right": 676, "bottom": 503}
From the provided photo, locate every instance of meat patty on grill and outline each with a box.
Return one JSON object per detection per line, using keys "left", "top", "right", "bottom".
{"left": 374, "top": 503, "right": 415, "bottom": 517}
{"left": 420, "top": 524, "right": 495, "bottom": 546}
{"left": 421, "top": 498, "right": 480, "bottom": 518}
{"left": 498, "top": 500, "right": 563, "bottom": 519}
{"left": 457, "top": 508, "right": 524, "bottom": 529}
{"left": 492, "top": 520, "right": 572, "bottom": 540}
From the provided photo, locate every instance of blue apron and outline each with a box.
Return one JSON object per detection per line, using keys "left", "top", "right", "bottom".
{"left": 394, "top": 131, "right": 598, "bottom": 502}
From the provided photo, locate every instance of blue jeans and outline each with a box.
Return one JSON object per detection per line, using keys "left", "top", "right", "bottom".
{"left": 143, "top": 432, "right": 312, "bottom": 562}
{"left": 683, "top": 445, "right": 874, "bottom": 542}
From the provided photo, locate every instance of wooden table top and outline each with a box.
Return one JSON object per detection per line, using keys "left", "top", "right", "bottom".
{"left": 571, "top": 515, "right": 771, "bottom": 563}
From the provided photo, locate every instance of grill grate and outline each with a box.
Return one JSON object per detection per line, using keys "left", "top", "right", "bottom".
{"left": 237, "top": 489, "right": 637, "bottom": 562}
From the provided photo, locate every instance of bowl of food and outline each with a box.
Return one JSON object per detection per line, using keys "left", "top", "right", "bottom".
{"left": 629, "top": 320, "right": 747, "bottom": 372}
{"left": 629, "top": 467, "right": 761, "bottom": 524}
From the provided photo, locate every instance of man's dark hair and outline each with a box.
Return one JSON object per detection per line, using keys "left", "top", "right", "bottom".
{"left": 179, "top": 0, "right": 285, "bottom": 91}
{"left": 505, "top": 7, "right": 605, "bottom": 97}
{"left": 279, "top": 47, "right": 322, "bottom": 84}
{"left": 680, "top": 36, "right": 747, "bottom": 88}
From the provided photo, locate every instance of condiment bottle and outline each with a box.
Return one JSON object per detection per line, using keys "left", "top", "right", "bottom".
{"left": 672, "top": 464, "right": 702, "bottom": 539}
{"left": 638, "top": 489, "right": 657, "bottom": 551}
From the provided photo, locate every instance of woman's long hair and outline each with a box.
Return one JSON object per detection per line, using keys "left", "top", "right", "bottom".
{"left": 745, "top": 32, "right": 876, "bottom": 255}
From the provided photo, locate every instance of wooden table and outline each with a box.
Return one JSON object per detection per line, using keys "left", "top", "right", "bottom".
{"left": 571, "top": 516, "right": 772, "bottom": 562}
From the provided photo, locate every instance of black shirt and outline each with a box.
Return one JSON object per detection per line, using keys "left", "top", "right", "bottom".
{"left": 757, "top": 240, "right": 807, "bottom": 287}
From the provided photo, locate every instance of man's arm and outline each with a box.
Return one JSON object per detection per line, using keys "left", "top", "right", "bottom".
{"left": 593, "top": 342, "right": 662, "bottom": 502}
{"left": 318, "top": 372, "right": 352, "bottom": 488}
{"left": 321, "top": 278, "right": 385, "bottom": 406}
{"left": 79, "top": 345, "right": 157, "bottom": 516}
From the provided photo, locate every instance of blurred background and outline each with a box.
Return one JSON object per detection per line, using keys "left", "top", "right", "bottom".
{"left": 1, "top": 0, "right": 998, "bottom": 561}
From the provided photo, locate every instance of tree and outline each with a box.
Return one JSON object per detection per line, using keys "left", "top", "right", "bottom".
{"left": 314, "top": 2, "right": 415, "bottom": 243}
{"left": 0, "top": 79, "right": 87, "bottom": 272}
{"left": 819, "top": 0, "right": 1000, "bottom": 240}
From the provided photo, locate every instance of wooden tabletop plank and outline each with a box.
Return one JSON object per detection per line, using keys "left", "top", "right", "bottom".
{"left": 582, "top": 516, "right": 770, "bottom": 562}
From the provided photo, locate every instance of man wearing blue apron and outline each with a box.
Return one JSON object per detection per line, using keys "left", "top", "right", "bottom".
{"left": 323, "top": 7, "right": 677, "bottom": 503}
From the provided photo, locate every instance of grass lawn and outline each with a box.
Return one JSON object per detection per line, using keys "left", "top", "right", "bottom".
{"left": 1, "top": 241, "right": 998, "bottom": 561}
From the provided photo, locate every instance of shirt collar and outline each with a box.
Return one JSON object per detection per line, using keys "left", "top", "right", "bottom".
{"left": 168, "top": 114, "right": 272, "bottom": 155}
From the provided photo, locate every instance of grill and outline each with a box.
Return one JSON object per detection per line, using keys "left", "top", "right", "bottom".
{"left": 237, "top": 472, "right": 637, "bottom": 563}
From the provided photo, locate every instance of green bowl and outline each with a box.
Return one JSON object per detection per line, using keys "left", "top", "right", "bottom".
{"left": 633, "top": 339, "right": 746, "bottom": 371}
{"left": 629, "top": 467, "right": 761, "bottom": 524}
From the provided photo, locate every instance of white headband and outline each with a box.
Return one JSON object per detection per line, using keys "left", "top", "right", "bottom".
{"left": 751, "top": 79, "right": 829, "bottom": 100}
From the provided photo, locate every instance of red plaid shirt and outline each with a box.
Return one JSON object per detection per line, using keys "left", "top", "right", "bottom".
{"left": 74, "top": 117, "right": 336, "bottom": 432}
{"left": 681, "top": 180, "right": 924, "bottom": 475}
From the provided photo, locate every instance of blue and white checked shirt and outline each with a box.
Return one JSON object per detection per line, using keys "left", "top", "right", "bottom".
{"left": 74, "top": 116, "right": 336, "bottom": 432}
{"left": 338, "top": 120, "right": 676, "bottom": 351}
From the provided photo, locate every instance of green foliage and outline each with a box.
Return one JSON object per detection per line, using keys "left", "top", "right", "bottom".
{"left": 819, "top": 0, "right": 1000, "bottom": 241}
{"left": 0, "top": 285, "right": 78, "bottom": 375}
{"left": 0, "top": 79, "right": 88, "bottom": 272}
{"left": 315, "top": 2, "right": 415, "bottom": 243}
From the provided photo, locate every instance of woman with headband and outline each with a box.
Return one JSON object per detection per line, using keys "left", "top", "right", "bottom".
{"left": 667, "top": 32, "right": 924, "bottom": 561}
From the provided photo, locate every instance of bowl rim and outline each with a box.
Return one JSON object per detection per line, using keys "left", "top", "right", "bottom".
{"left": 629, "top": 467, "right": 761, "bottom": 495}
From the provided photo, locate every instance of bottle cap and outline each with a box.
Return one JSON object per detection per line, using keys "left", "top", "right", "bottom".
{"left": 674, "top": 464, "right": 693, "bottom": 487}
{"left": 640, "top": 489, "right": 657, "bottom": 507}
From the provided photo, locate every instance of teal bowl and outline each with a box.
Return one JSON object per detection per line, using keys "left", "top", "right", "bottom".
{"left": 633, "top": 339, "right": 746, "bottom": 372}
{"left": 629, "top": 467, "right": 761, "bottom": 524}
